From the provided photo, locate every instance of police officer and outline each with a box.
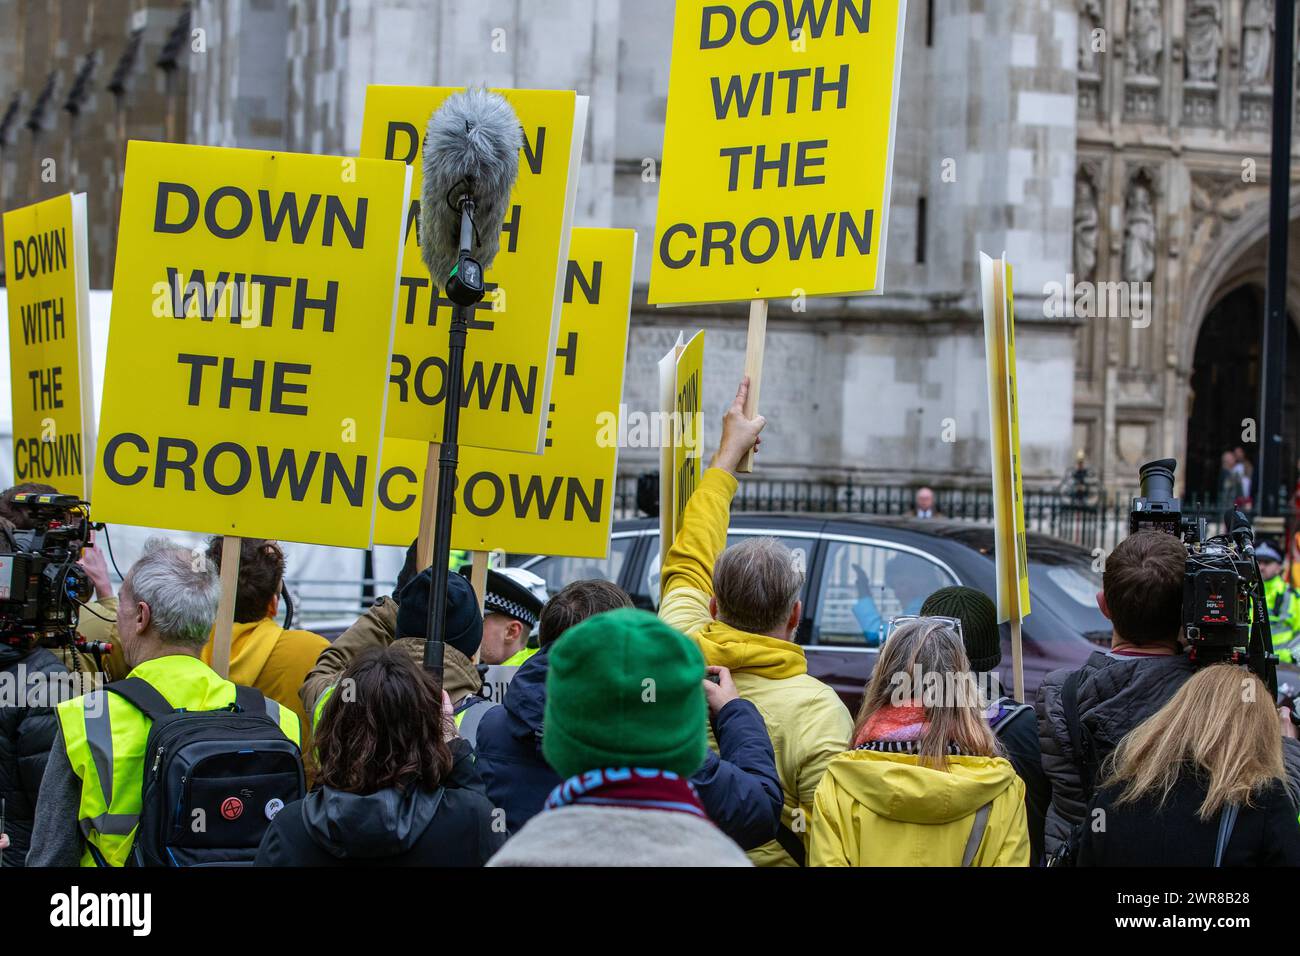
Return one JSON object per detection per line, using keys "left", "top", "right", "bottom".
{"left": 27, "top": 540, "right": 300, "bottom": 867}
{"left": 465, "top": 566, "right": 548, "bottom": 667}
{"left": 1257, "top": 543, "right": 1300, "bottom": 663}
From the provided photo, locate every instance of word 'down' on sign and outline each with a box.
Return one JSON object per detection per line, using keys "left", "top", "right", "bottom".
{"left": 360, "top": 86, "right": 587, "bottom": 454}
{"left": 374, "top": 228, "right": 636, "bottom": 559}
{"left": 650, "top": 0, "right": 906, "bottom": 305}
{"left": 93, "top": 141, "right": 411, "bottom": 548}
{"left": 3, "top": 193, "right": 95, "bottom": 497}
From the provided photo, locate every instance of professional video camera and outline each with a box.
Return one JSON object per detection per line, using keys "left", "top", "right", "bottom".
{"left": 0, "top": 491, "right": 93, "bottom": 648}
{"left": 1129, "top": 458, "right": 1277, "bottom": 696}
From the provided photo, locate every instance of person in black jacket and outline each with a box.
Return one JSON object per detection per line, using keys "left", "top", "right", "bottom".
{"left": 921, "top": 586, "right": 1050, "bottom": 864}
{"left": 256, "top": 645, "right": 504, "bottom": 866}
{"left": 0, "top": 638, "right": 78, "bottom": 867}
{"left": 475, "top": 579, "right": 783, "bottom": 848}
{"left": 1078, "top": 663, "right": 1300, "bottom": 866}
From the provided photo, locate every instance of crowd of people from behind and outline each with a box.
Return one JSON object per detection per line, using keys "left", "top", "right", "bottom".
{"left": 2, "top": 378, "right": 1299, "bottom": 867}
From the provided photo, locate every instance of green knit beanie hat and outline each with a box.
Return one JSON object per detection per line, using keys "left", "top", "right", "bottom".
{"left": 920, "top": 585, "right": 1002, "bottom": 673}
{"left": 542, "top": 608, "right": 707, "bottom": 780}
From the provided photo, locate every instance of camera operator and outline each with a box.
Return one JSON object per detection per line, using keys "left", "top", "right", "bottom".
{"left": 0, "top": 484, "right": 77, "bottom": 867}
{"left": 0, "top": 484, "right": 125, "bottom": 682}
{"left": 1036, "top": 531, "right": 1300, "bottom": 858}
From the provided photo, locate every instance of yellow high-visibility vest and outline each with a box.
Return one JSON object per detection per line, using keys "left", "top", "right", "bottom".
{"left": 502, "top": 646, "right": 538, "bottom": 667}
{"left": 58, "top": 654, "right": 300, "bottom": 867}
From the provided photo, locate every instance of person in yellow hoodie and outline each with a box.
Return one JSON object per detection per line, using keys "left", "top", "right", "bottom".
{"left": 809, "top": 618, "right": 1030, "bottom": 866}
{"left": 199, "top": 537, "right": 327, "bottom": 733}
{"left": 659, "top": 376, "right": 853, "bottom": 866}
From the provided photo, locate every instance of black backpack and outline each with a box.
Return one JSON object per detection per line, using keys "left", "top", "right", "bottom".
{"left": 91, "top": 677, "right": 305, "bottom": 867}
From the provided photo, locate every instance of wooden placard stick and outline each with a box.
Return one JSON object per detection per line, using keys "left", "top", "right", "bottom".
{"left": 737, "top": 298, "right": 768, "bottom": 474}
{"left": 416, "top": 441, "right": 441, "bottom": 570}
{"left": 470, "top": 550, "right": 489, "bottom": 613}
{"left": 210, "top": 534, "right": 242, "bottom": 679}
{"left": 1010, "top": 616, "right": 1025, "bottom": 705}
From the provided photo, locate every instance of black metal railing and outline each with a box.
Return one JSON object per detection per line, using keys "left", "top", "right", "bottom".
{"left": 613, "top": 473, "right": 1275, "bottom": 555}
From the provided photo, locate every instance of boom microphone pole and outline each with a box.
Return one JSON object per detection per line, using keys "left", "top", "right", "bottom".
{"left": 418, "top": 88, "right": 522, "bottom": 679}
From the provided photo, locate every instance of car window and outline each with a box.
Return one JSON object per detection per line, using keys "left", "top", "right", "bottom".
{"left": 643, "top": 533, "right": 815, "bottom": 609}
{"left": 1045, "top": 565, "right": 1101, "bottom": 607}
{"left": 1029, "top": 559, "right": 1108, "bottom": 638}
{"left": 813, "top": 539, "right": 957, "bottom": 647}
{"left": 521, "top": 536, "right": 635, "bottom": 595}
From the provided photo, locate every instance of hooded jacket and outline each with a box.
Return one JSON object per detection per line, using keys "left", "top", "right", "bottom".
{"left": 475, "top": 643, "right": 784, "bottom": 848}
{"left": 0, "top": 643, "right": 72, "bottom": 866}
{"left": 659, "top": 467, "right": 854, "bottom": 866}
{"left": 254, "top": 738, "right": 503, "bottom": 867}
{"left": 201, "top": 617, "right": 327, "bottom": 732}
{"left": 808, "top": 750, "right": 1030, "bottom": 866}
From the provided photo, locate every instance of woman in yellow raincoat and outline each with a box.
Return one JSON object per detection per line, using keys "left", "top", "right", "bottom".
{"left": 809, "top": 617, "right": 1030, "bottom": 866}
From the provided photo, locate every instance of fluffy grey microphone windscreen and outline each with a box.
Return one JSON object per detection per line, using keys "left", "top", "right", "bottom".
{"left": 420, "top": 88, "right": 523, "bottom": 284}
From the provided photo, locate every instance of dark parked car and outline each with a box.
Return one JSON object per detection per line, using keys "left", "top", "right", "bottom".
{"left": 512, "top": 514, "right": 1113, "bottom": 709}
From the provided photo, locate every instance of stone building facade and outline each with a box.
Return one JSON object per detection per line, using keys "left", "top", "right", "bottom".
{"left": 1, "top": 0, "right": 1298, "bottom": 495}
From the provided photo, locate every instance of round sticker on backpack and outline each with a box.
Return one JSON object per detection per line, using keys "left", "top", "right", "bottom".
{"left": 265, "top": 798, "right": 285, "bottom": 820}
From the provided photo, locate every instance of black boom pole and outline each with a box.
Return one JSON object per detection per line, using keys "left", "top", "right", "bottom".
{"left": 1259, "top": 0, "right": 1296, "bottom": 518}
{"left": 423, "top": 197, "right": 486, "bottom": 679}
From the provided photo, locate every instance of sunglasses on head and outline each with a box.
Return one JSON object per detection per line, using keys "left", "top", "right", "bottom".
{"left": 884, "top": 614, "right": 965, "bottom": 644}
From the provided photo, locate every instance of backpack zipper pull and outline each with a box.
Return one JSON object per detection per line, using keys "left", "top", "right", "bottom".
{"left": 150, "top": 745, "right": 165, "bottom": 775}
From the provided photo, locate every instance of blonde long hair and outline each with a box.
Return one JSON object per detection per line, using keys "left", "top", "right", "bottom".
{"left": 1104, "top": 663, "right": 1293, "bottom": 820}
{"left": 853, "top": 618, "right": 1000, "bottom": 769}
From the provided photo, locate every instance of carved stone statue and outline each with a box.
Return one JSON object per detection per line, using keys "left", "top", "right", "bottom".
{"left": 1123, "top": 181, "right": 1157, "bottom": 283}
{"left": 1125, "top": 0, "right": 1164, "bottom": 79}
{"left": 1242, "top": 0, "right": 1274, "bottom": 88}
{"left": 1184, "top": 0, "right": 1222, "bottom": 83}
{"left": 1074, "top": 175, "right": 1100, "bottom": 280}
{"left": 1079, "top": 0, "right": 1105, "bottom": 74}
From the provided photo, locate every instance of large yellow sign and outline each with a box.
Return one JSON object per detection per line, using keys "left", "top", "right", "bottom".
{"left": 981, "top": 252, "right": 1031, "bottom": 623}
{"left": 375, "top": 228, "right": 636, "bottom": 558}
{"left": 650, "top": 0, "right": 906, "bottom": 305}
{"left": 360, "top": 86, "right": 587, "bottom": 453}
{"left": 3, "top": 193, "right": 95, "bottom": 497}
{"left": 93, "top": 141, "right": 411, "bottom": 548}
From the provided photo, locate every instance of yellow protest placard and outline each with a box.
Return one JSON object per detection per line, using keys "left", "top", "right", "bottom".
{"left": 658, "top": 332, "right": 684, "bottom": 552}
{"left": 375, "top": 227, "right": 636, "bottom": 558}
{"left": 3, "top": 193, "right": 95, "bottom": 497}
{"left": 655, "top": 330, "right": 705, "bottom": 558}
{"left": 672, "top": 331, "right": 705, "bottom": 536}
{"left": 981, "top": 251, "right": 1031, "bottom": 698}
{"left": 92, "top": 141, "right": 411, "bottom": 548}
{"left": 360, "top": 86, "right": 587, "bottom": 453}
{"left": 649, "top": 0, "right": 906, "bottom": 305}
